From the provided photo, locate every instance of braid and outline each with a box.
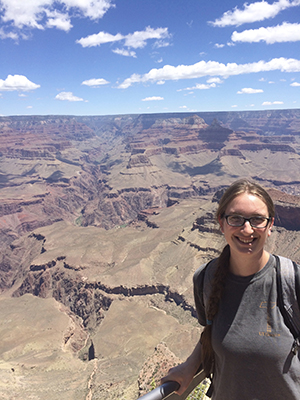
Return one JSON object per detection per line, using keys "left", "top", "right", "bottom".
{"left": 201, "top": 244, "right": 230, "bottom": 376}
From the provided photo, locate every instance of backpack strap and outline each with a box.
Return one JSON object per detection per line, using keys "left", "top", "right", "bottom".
{"left": 274, "top": 255, "right": 300, "bottom": 355}
{"left": 193, "top": 259, "right": 218, "bottom": 326}
{"left": 193, "top": 259, "right": 217, "bottom": 398}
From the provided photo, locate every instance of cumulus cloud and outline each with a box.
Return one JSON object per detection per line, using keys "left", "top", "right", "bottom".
{"left": 232, "top": 22, "right": 300, "bottom": 44}
{"left": 81, "top": 78, "right": 109, "bottom": 87}
{"left": 76, "top": 26, "right": 170, "bottom": 54}
{"left": 0, "top": 28, "right": 19, "bottom": 40}
{"left": 55, "top": 91, "right": 85, "bottom": 101}
{"left": 262, "top": 100, "right": 284, "bottom": 105}
{"left": 112, "top": 48, "right": 137, "bottom": 57}
{"left": 210, "top": 0, "right": 300, "bottom": 27}
{"left": 215, "top": 43, "right": 225, "bottom": 48}
{"left": 177, "top": 83, "right": 216, "bottom": 92}
{"left": 124, "top": 27, "right": 169, "bottom": 49}
{"left": 142, "top": 96, "right": 164, "bottom": 101}
{"left": 45, "top": 10, "right": 73, "bottom": 31}
{"left": 0, "top": 0, "right": 114, "bottom": 36}
{"left": 237, "top": 88, "right": 264, "bottom": 94}
{"left": 118, "top": 57, "right": 300, "bottom": 89}
{"left": 0, "top": 74, "right": 40, "bottom": 91}
{"left": 291, "top": 81, "right": 300, "bottom": 86}
{"left": 207, "top": 77, "right": 223, "bottom": 84}
{"left": 77, "top": 32, "right": 123, "bottom": 47}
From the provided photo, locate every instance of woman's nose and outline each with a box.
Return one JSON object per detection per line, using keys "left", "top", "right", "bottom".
{"left": 242, "top": 220, "right": 254, "bottom": 233}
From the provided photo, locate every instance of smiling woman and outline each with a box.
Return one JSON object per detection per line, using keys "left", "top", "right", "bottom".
{"left": 161, "top": 179, "right": 300, "bottom": 400}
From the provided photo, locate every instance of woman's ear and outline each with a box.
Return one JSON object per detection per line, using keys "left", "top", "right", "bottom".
{"left": 218, "top": 216, "right": 224, "bottom": 233}
{"left": 268, "top": 217, "right": 275, "bottom": 237}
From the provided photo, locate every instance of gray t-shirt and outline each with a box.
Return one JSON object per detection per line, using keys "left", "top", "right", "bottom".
{"left": 194, "top": 254, "right": 300, "bottom": 400}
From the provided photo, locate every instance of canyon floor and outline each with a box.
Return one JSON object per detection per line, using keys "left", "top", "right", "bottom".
{"left": 1, "top": 111, "right": 300, "bottom": 399}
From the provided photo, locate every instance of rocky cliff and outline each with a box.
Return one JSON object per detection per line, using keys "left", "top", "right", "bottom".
{"left": 0, "top": 110, "right": 300, "bottom": 399}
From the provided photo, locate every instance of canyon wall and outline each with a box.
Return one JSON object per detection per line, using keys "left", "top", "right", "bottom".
{"left": 0, "top": 110, "right": 300, "bottom": 399}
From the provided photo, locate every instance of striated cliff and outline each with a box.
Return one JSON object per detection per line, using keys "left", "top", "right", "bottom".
{"left": 1, "top": 110, "right": 300, "bottom": 399}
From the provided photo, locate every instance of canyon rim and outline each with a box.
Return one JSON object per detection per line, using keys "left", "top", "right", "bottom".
{"left": 1, "top": 109, "right": 300, "bottom": 399}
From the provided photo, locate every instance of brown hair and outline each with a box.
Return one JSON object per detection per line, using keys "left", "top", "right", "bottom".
{"left": 201, "top": 179, "right": 275, "bottom": 377}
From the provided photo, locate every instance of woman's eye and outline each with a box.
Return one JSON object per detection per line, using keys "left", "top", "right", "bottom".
{"left": 230, "top": 216, "right": 243, "bottom": 223}
{"left": 251, "top": 217, "right": 265, "bottom": 225}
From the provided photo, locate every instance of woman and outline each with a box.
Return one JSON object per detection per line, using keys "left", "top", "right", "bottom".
{"left": 161, "top": 179, "right": 300, "bottom": 399}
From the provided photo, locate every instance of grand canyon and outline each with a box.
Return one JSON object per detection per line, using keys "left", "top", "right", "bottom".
{"left": 0, "top": 109, "right": 300, "bottom": 399}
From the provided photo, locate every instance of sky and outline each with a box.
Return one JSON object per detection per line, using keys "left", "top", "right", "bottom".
{"left": 0, "top": 0, "right": 300, "bottom": 116}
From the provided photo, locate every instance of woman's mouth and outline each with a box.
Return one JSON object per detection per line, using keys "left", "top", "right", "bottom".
{"left": 236, "top": 237, "right": 255, "bottom": 244}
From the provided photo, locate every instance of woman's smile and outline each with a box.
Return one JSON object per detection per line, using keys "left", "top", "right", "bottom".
{"left": 235, "top": 236, "right": 255, "bottom": 245}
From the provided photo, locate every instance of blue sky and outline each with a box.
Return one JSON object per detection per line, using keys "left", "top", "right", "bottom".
{"left": 0, "top": 0, "right": 300, "bottom": 116}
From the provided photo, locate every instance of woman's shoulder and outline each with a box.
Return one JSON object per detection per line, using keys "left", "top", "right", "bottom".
{"left": 193, "top": 258, "right": 218, "bottom": 284}
{"left": 273, "top": 254, "right": 300, "bottom": 274}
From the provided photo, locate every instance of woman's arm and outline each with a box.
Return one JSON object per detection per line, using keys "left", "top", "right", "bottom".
{"left": 160, "top": 338, "right": 202, "bottom": 395}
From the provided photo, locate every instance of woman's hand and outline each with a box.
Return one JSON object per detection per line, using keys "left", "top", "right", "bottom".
{"left": 160, "top": 360, "right": 197, "bottom": 395}
{"left": 160, "top": 338, "right": 202, "bottom": 395}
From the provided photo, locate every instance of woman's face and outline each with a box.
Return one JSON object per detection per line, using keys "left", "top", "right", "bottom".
{"left": 219, "top": 192, "right": 274, "bottom": 260}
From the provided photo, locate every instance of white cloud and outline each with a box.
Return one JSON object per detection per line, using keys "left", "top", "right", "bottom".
{"left": 237, "top": 88, "right": 264, "bottom": 94}
{"left": 0, "top": 0, "right": 114, "bottom": 36}
{"left": 291, "top": 81, "right": 300, "bottom": 86}
{"left": 81, "top": 78, "right": 109, "bottom": 87}
{"left": 232, "top": 22, "right": 300, "bottom": 44}
{"left": 262, "top": 100, "right": 284, "bottom": 105}
{"left": 76, "top": 26, "right": 170, "bottom": 53}
{"left": 77, "top": 32, "right": 124, "bottom": 47}
{"left": 45, "top": 10, "right": 72, "bottom": 31}
{"left": 0, "top": 74, "right": 40, "bottom": 91}
{"left": 55, "top": 91, "right": 85, "bottom": 101}
{"left": 153, "top": 39, "right": 171, "bottom": 49}
{"left": 178, "top": 83, "right": 216, "bottom": 92}
{"left": 124, "top": 27, "right": 169, "bottom": 49}
{"left": 210, "top": 0, "right": 300, "bottom": 27}
{"left": 112, "top": 48, "right": 137, "bottom": 58}
{"left": 207, "top": 77, "right": 223, "bottom": 84}
{"left": 0, "top": 28, "right": 19, "bottom": 40}
{"left": 118, "top": 57, "right": 300, "bottom": 89}
{"left": 215, "top": 43, "right": 225, "bottom": 48}
{"left": 142, "top": 96, "right": 164, "bottom": 101}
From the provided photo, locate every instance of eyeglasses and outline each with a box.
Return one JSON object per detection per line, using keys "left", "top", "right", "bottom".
{"left": 224, "top": 214, "right": 271, "bottom": 228}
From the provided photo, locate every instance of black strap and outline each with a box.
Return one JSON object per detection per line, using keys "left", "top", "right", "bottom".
{"left": 275, "top": 255, "right": 300, "bottom": 355}
{"left": 293, "top": 260, "right": 300, "bottom": 310}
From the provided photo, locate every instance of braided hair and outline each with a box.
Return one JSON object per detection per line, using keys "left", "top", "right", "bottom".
{"left": 201, "top": 179, "right": 275, "bottom": 377}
